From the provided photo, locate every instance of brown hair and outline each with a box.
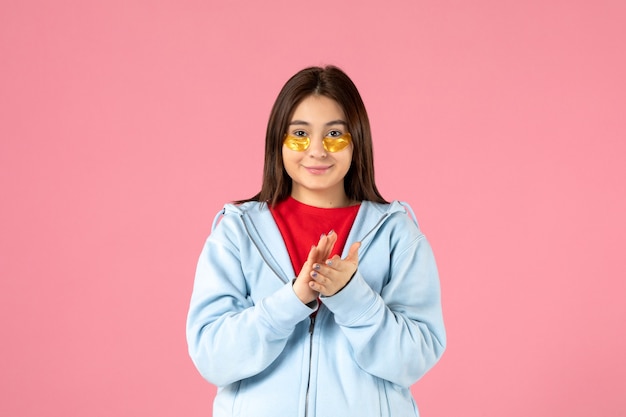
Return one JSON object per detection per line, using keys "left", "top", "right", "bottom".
{"left": 239, "top": 65, "right": 387, "bottom": 206}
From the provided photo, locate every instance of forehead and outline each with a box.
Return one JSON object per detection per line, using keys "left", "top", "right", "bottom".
{"left": 290, "top": 95, "right": 346, "bottom": 123}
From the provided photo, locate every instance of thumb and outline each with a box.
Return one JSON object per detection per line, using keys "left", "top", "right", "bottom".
{"left": 345, "top": 242, "right": 361, "bottom": 265}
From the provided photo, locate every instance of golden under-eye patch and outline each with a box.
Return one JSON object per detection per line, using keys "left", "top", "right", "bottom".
{"left": 284, "top": 133, "right": 352, "bottom": 153}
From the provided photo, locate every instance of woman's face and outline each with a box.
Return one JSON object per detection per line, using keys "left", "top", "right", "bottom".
{"left": 282, "top": 95, "right": 353, "bottom": 208}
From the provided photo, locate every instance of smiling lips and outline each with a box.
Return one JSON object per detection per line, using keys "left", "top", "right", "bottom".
{"left": 304, "top": 165, "right": 332, "bottom": 175}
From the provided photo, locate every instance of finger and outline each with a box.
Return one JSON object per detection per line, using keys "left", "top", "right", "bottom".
{"left": 306, "top": 244, "right": 318, "bottom": 263}
{"left": 313, "top": 236, "right": 327, "bottom": 264}
{"left": 316, "top": 232, "right": 337, "bottom": 262}
{"left": 309, "top": 273, "right": 331, "bottom": 296}
{"left": 309, "top": 280, "right": 322, "bottom": 292}
{"left": 309, "top": 269, "right": 340, "bottom": 297}
{"left": 302, "top": 245, "right": 318, "bottom": 274}
{"left": 310, "top": 268, "right": 325, "bottom": 283}
{"left": 321, "top": 233, "right": 337, "bottom": 260}
{"left": 325, "top": 254, "right": 341, "bottom": 268}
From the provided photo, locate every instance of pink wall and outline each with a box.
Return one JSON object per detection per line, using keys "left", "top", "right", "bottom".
{"left": 1, "top": 1, "right": 625, "bottom": 416}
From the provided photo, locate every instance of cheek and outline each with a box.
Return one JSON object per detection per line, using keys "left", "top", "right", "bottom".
{"left": 341, "top": 149, "right": 354, "bottom": 170}
{"left": 281, "top": 147, "right": 292, "bottom": 166}
{"left": 281, "top": 149, "right": 298, "bottom": 175}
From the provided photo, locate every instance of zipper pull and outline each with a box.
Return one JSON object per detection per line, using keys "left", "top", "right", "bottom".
{"left": 308, "top": 315, "right": 316, "bottom": 334}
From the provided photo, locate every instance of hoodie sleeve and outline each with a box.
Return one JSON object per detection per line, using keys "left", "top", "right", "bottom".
{"left": 322, "top": 208, "right": 446, "bottom": 388}
{"left": 186, "top": 212, "right": 314, "bottom": 387}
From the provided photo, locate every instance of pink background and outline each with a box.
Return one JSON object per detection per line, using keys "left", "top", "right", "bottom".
{"left": 1, "top": 1, "right": 625, "bottom": 416}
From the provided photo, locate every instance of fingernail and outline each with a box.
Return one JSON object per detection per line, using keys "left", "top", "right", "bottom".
{"left": 313, "top": 264, "right": 320, "bottom": 270}
{"left": 320, "top": 233, "right": 326, "bottom": 239}
{"left": 328, "top": 230, "right": 334, "bottom": 235}
{"left": 326, "top": 260, "right": 332, "bottom": 266}
{"left": 311, "top": 271, "right": 318, "bottom": 278}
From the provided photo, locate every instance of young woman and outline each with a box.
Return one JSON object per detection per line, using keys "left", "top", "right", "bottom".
{"left": 186, "top": 66, "right": 446, "bottom": 417}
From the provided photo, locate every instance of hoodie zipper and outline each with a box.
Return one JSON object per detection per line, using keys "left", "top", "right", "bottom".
{"left": 304, "top": 314, "right": 316, "bottom": 417}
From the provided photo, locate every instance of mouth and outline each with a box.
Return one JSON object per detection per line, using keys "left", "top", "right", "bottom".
{"left": 303, "top": 165, "right": 332, "bottom": 175}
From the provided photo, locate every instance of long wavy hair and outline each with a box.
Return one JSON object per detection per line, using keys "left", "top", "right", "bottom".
{"left": 238, "top": 65, "right": 387, "bottom": 206}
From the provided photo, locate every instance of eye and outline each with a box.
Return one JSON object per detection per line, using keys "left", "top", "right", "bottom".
{"left": 292, "top": 130, "right": 308, "bottom": 138}
{"left": 326, "top": 130, "right": 344, "bottom": 138}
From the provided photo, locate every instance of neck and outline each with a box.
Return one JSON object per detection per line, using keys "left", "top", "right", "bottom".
{"left": 290, "top": 188, "right": 352, "bottom": 208}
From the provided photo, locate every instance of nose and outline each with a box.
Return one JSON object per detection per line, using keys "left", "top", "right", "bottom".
{"left": 306, "top": 135, "right": 327, "bottom": 158}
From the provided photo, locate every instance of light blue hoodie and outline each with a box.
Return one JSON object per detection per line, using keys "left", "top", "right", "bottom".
{"left": 187, "top": 200, "right": 446, "bottom": 417}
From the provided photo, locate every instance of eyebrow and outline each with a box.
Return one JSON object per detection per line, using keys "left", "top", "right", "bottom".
{"left": 289, "top": 119, "right": 347, "bottom": 127}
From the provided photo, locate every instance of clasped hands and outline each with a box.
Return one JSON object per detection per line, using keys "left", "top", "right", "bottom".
{"left": 293, "top": 230, "right": 360, "bottom": 305}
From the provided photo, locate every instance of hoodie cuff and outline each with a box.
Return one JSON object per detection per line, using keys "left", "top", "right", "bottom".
{"left": 322, "top": 271, "right": 380, "bottom": 326}
{"left": 256, "top": 280, "right": 318, "bottom": 335}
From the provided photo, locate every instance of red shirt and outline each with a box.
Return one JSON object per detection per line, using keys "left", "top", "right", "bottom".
{"left": 270, "top": 196, "right": 361, "bottom": 275}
